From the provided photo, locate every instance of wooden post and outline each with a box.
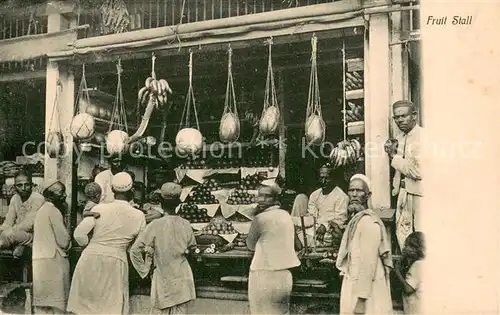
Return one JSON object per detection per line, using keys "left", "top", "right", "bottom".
{"left": 390, "top": 11, "right": 405, "bottom": 139}
{"left": 364, "top": 13, "right": 391, "bottom": 211}
{"left": 277, "top": 70, "right": 286, "bottom": 182}
{"left": 44, "top": 11, "right": 76, "bottom": 231}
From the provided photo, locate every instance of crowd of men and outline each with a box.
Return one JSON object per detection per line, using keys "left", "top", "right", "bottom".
{"left": 0, "top": 100, "right": 423, "bottom": 315}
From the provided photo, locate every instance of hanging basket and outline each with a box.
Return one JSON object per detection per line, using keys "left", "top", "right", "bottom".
{"left": 219, "top": 113, "right": 240, "bottom": 143}
{"left": 176, "top": 50, "right": 203, "bottom": 155}
{"left": 259, "top": 38, "right": 281, "bottom": 136}
{"left": 106, "top": 129, "right": 129, "bottom": 154}
{"left": 46, "top": 131, "right": 64, "bottom": 159}
{"left": 176, "top": 128, "right": 203, "bottom": 155}
{"left": 219, "top": 46, "right": 240, "bottom": 143}
{"left": 305, "top": 35, "right": 325, "bottom": 146}
{"left": 71, "top": 64, "right": 96, "bottom": 141}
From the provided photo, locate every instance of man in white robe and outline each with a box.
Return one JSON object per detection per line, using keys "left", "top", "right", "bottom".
{"left": 385, "top": 100, "right": 423, "bottom": 250}
{"left": 336, "top": 174, "right": 393, "bottom": 315}
{"left": 292, "top": 166, "right": 348, "bottom": 247}
{"left": 94, "top": 155, "right": 127, "bottom": 203}
{"left": 67, "top": 172, "right": 146, "bottom": 314}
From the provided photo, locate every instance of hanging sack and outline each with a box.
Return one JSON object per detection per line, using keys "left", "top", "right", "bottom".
{"left": 46, "top": 81, "right": 65, "bottom": 158}
{"left": 259, "top": 38, "right": 281, "bottom": 136}
{"left": 70, "top": 64, "right": 96, "bottom": 141}
{"left": 106, "top": 59, "right": 130, "bottom": 155}
{"left": 219, "top": 46, "right": 240, "bottom": 143}
{"left": 176, "top": 50, "right": 203, "bottom": 155}
{"left": 305, "top": 35, "right": 325, "bottom": 146}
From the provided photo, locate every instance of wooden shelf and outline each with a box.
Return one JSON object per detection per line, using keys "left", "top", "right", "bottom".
{"left": 345, "top": 89, "right": 364, "bottom": 100}
{"left": 347, "top": 121, "right": 364, "bottom": 135}
{"left": 346, "top": 58, "right": 363, "bottom": 72}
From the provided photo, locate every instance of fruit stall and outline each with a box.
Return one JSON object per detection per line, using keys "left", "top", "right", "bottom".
{"left": 0, "top": 0, "right": 419, "bottom": 313}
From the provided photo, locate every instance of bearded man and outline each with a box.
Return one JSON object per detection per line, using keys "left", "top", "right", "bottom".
{"left": 385, "top": 100, "right": 423, "bottom": 250}
{"left": 32, "top": 179, "right": 71, "bottom": 314}
{"left": 336, "top": 174, "right": 393, "bottom": 315}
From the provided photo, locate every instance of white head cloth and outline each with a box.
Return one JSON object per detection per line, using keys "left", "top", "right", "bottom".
{"left": 111, "top": 172, "right": 133, "bottom": 192}
{"left": 350, "top": 174, "right": 371, "bottom": 192}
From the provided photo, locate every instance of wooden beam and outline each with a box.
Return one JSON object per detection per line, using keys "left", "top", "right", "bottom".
{"left": 0, "top": 69, "right": 45, "bottom": 82}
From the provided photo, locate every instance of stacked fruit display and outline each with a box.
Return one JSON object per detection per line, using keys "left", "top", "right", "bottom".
{"left": 180, "top": 156, "right": 208, "bottom": 169}
{"left": 345, "top": 71, "right": 363, "bottom": 91}
{"left": 227, "top": 189, "right": 256, "bottom": 205}
{"left": 178, "top": 202, "right": 211, "bottom": 223}
{"left": 343, "top": 101, "right": 364, "bottom": 123}
{"left": 243, "top": 148, "right": 272, "bottom": 167}
{"left": 239, "top": 173, "right": 265, "bottom": 190}
{"left": 200, "top": 216, "right": 237, "bottom": 235}
{"left": 211, "top": 157, "right": 242, "bottom": 169}
{"left": 186, "top": 184, "right": 219, "bottom": 204}
{"left": 329, "top": 139, "right": 362, "bottom": 168}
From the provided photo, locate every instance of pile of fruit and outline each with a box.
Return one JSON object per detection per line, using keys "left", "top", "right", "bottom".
{"left": 186, "top": 181, "right": 219, "bottom": 204}
{"left": 345, "top": 71, "right": 363, "bottom": 91}
{"left": 234, "top": 234, "right": 248, "bottom": 247}
{"left": 227, "top": 189, "right": 256, "bottom": 205}
{"left": 200, "top": 216, "right": 237, "bottom": 235}
{"left": 343, "top": 101, "right": 364, "bottom": 123}
{"left": 329, "top": 139, "right": 362, "bottom": 168}
{"left": 179, "top": 156, "right": 208, "bottom": 169}
{"left": 243, "top": 149, "right": 272, "bottom": 167}
{"left": 239, "top": 174, "right": 265, "bottom": 190}
{"left": 0, "top": 161, "right": 20, "bottom": 178}
{"left": 211, "top": 157, "right": 242, "bottom": 169}
{"left": 177, "top": 202, "right": 211, "bottom": 223}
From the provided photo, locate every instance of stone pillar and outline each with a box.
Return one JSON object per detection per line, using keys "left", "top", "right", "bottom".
{"left": 364, "top": 12, "right": 391, "bottom": 210}
{"left": 390, "top": 11, "right": 406, "bottom": 139}
{"left": 45, "top": 12, "right": 76, "bottom": 230}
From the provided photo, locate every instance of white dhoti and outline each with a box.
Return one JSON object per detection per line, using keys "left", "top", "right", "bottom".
{"left": 395, "top": 188, "right": 422, "bottom": 250}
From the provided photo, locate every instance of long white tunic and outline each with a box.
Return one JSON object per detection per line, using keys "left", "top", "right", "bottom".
{"left": 67, "top": 200, "right": 146, "bottom": 314}
{"left": 338, "top": 216, "right": 393, "bottom": 315}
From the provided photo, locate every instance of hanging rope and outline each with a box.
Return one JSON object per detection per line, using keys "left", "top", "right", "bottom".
{"left": 47, "top": 80, "right": 64, "bottom": 155}
{"left": 342, "top": 39, "right": 347, "bottom": 142}
{"left": 109, "top": 58, "right": 128, "bottom": 134}
{"left": 179, "top": 49, "right": 200, "bottom": 131}
{"left": 223, "top": 45, "right": 238, "bottom": 118}
{"left": 306, "top": 34, "right": 322, "bottom": 120}
{"left": 262, "top": 37, "right": 279, "bottom": 114}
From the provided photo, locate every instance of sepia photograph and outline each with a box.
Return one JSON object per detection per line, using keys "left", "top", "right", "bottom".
{"left": 1, "top": 0, "right": 481, "bottom": 314}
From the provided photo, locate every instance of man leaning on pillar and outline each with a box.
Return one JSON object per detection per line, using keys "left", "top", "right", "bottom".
{"left": 384, "top": 100, "right": 423, "bottom": 251}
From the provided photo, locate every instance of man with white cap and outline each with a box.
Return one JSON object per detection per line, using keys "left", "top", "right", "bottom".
{"left": 67, "top": 172, "right": 146, "bottom": 315}
{"left": 94, "top": 154, "right": 128, "bottom": 203}
{"left": 130, "top": 182, "right": 197, "bottom": 314}
{"left": 336, "top": 174, "right": 393, "bottom": 315}
{"left": 385, "top": 100, "right": 423, "bottom": 251}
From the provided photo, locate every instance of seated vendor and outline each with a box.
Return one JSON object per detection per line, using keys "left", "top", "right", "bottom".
{"left": 0, "top": 169, "right": 45, "bottom": 257}
{"left": 292, "top": 165, "right": 349, "bottom": 247}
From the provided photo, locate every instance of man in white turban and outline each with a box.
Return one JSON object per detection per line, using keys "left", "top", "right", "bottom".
{"left": 385, "top": 100, "right": 423, "bottom": 251}
{"left": 336, "top": 174, "right": 393, "bottom": 315}
{"left": 67, "top": 172, "right": 146, "bottom": 314}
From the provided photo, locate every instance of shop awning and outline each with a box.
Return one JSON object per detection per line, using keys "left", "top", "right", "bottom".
{"left": 47, "top": 1, "right": 366, "bottom": 63}
{"left": 0, "top": 26, "right": 84, "bottom": 63}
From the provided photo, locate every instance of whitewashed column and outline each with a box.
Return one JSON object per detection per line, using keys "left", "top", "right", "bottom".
{"left": 44, "top": 11, "right": 76, "bottom": 229}
{"left": 364, "top": 13, "right": 391, "bottom": 210}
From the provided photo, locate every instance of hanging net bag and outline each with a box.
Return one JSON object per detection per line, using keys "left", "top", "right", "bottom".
{"left": 219, "top": 45, "right": 240, "bottom": 144}
{"left": 106, "top": 59, "right": 129, "bottom": 155}
{"left": 46, "top": 80, "right": 65, "bottom": 158}
{"left": 176, "top": 50, "right": 203, "bottom": 156}
{"left": 305, "top": 34, "right": 325, "bottom": 146}
{"left": 259, "top": 37, "right": 281, "bottom": 137}
{"left": 70, "top": 64, "right": 95, "bottom": 141}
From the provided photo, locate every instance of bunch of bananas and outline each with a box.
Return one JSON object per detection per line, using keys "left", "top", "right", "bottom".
{"left": 345, "top": 71, "right": 363, "bottom": 91}
{"left": 329, "top": 139, "right": 362, "bottom": 168}
{"left": 342, "top": 101, "right": 364, "bottom": 123}
{"left": 137, "top": 77, "right": 172, "bottom": 109}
